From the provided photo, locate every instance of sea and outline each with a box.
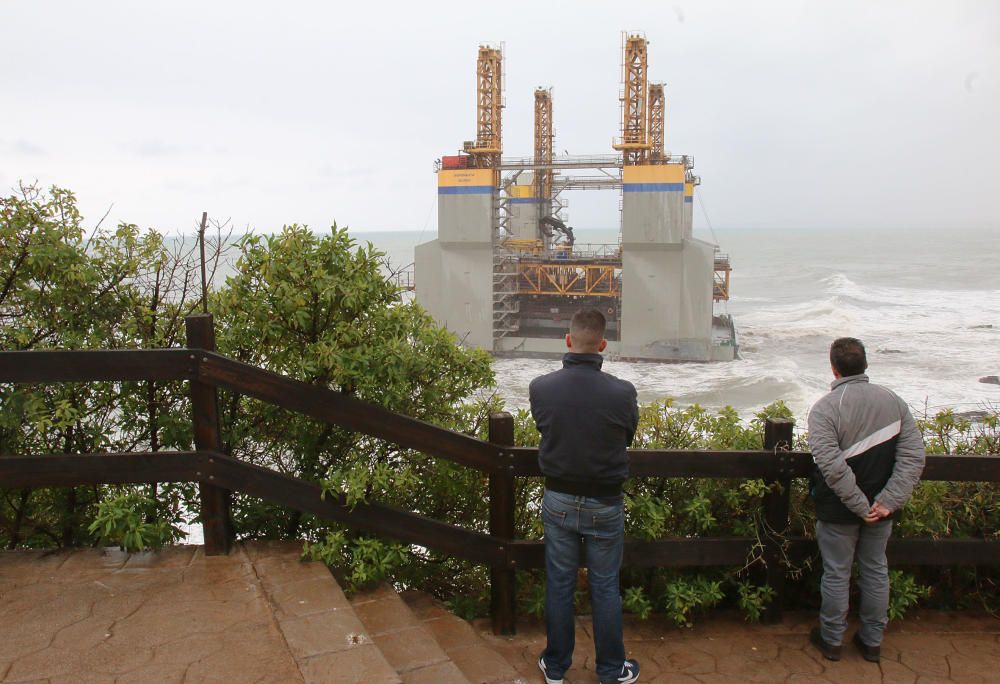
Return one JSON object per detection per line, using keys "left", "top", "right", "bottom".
{"left": 344, "top": 225, "right": 1000, "bottom": 425}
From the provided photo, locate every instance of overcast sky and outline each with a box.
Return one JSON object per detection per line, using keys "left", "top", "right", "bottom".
{"left": 2, "top": 1, "right": 998, "bottom": 235}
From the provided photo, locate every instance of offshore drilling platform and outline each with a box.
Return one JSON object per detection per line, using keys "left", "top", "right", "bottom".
{"left": 415, "top": 35, "right": 737, "bottom": 361}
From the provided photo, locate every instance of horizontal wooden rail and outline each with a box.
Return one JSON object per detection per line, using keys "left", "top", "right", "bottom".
{"left": 507, "top": 447, "right": 1000, "bottom": 482}
{"left": 510, "top": 536, "right": 1000, "bottom": 570}
{"left": 785, "top": 537, "right": 1000, "bottom": 566}
{"left": 631, "top": 449, "right": 806, "bottom": 478}
{"left": 194, "top": 352, "right": 504, "bottom": 473}
{"left": 3, "top": 349, "right": 998, "bottom": 483}
{"left": 509, "top": 537, "right": 755, "bottom": 569}
{"left": 921, "top": 455, "right": 1000, "bottom": 482}
{"left": 506, "top": 446, "right": 806, "bottom": 478}
{"left": 0, "top": 451, "right": 206, "bottom": 488}
{"left": 204, "top": 454, "right": 503, "bottom": 565}
{"left": 885, "top": 538, "right": 1000, "bottom": 565}
{"left": 0, "top": 349, "right": 192, "bottom": 383}
{"left": 3, "top": 449, "right": 995, "bottom": 569}
{"left": 0, "top": 448, "right": 504, "bottom": 565}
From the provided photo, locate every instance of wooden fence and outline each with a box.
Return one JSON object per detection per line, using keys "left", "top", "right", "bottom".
{"left": 1, "top": 314, "right": 998, "bottom": 634}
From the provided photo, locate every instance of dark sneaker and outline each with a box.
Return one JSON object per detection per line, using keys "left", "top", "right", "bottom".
{"left": 601, "top": 658, "right": 640, "bottom": 684}
{"left": 852, "top": 631, "right": 881, "bottom": 663}
{"left": 809, "top": 627, "right": 842, "bottom": 661}
{"left": 538, "top": 655, "right": 564, "bottom": 684}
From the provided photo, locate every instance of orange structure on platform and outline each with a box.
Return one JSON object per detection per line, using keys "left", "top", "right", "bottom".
{"left": 613, "top": 34, "right": 652, "bottom": 166}
{"left": 464, "top": 45, "right": 504, "bottom": 186}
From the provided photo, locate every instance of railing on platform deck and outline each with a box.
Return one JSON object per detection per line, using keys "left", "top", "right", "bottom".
{"left": 1, "top": 314, "right": 998, "bottom": 635}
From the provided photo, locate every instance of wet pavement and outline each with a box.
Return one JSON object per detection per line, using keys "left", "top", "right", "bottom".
{"left": 2, "top": 544, "right": 998, "bottom": 683}
{"left": 0, "top": 545, "right": 303, "bottom": 683}
{"left": 476, "top": 610, "right": 1000, "bottom": 683}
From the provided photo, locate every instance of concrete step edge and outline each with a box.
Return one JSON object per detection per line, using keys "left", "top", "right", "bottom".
{"left": 243, "top": 541, "right": 402, "bottom": 684}
{"left": 400, "top": 590, "right": 529, "bottom": 684}
{"left": 350, "top": 583, "right": 472, "bottom": 684}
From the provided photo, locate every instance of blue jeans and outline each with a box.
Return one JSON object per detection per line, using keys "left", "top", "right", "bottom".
{"left": 816, "top": 519, "right": 893, "bottom": 647}
{"left": 541, "top": 489, "right": 625, "bottom": 681}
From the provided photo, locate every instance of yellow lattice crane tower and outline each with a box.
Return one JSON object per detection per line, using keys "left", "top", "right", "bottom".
{"left": 464, "top": 45, "right": 504, "bottom": 186}
{"left": 534, "top": 87, "right": 553, "bottom": 206}
{"left": 613, "top": 34, "right": 651, "bottom": 166}
{"left": 648, "top": 82, "right": 665, "bottom": 163}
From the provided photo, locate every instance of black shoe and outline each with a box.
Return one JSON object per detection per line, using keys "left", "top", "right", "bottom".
{"left": 810, "top": 627, "right": 842, "bottom": 661}
{"left": 538, "top": 655, "right": 564, "bottom": 684}
{"left": 852, "top": 632, "right": 881, "bottom": 663}
{"left": 600, "top": 658, "right": 640, "bottom": 684}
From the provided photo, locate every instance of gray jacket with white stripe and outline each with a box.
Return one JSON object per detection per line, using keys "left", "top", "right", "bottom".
{"left": 807, "top": 374, "right": 926, "bottom": 524}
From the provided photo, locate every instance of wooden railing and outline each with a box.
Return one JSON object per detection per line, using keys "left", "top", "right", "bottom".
{"left": 1, "top": 314, "right": 998, "bottom": 635}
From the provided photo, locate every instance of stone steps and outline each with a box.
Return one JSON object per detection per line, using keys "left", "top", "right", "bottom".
{"left": 248, "top": 542, "right": 526, "bottom": 683}
{"left": 350, "top": 585, "right": 469, "bottom": 683}
{"left": 399, "top": 590, "right": 527, "bottom": 684}
{"left": 246, "top": 541, "right": 400, "bottom": 683}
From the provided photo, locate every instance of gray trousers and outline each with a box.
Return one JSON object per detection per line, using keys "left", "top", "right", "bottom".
{"left": 816, "top": 519, "right": 893, "bottom": 646}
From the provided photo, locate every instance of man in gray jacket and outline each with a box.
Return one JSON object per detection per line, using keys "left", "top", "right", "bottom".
{"left": 807, "top": 337, "right": 925, "bottom": 663}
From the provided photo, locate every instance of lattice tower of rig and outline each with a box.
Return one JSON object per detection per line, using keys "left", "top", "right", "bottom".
{"left": 613, "top": 34, "right": 652, "bottom": 166}
{"left": 463, "top": 45, "right": 504, "bottom": 187}
{"left": 648, "top": 82, "right": 666, "bottom": 163}
{"left": 533, "top": 87, "right": 553, "bottom": 213}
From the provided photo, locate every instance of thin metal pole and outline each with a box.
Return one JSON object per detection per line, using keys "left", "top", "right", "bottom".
{"left": 198, "top": 211, "right": 209, "bottom": 314}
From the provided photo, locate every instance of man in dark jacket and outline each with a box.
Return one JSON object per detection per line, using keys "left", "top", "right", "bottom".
{"left": 808, "top": 337, "right": 925, "bottom": 663}
{"left": 530, "top": 308, "right": 640, "bottom": 684}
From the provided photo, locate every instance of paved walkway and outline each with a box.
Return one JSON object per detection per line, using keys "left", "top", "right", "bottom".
{"left": 0, "top": 545, "right": 305, "bottom": 683}
{"left": 476, "top": 611, "right": 1000, "bottom": 683}
{"left": 2, "top": 544, "right": 998, "bottom": 683}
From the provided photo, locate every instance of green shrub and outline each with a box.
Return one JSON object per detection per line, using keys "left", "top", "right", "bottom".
{"left": 888, "top": 570, "right": 933, "bottom": 620}
{"left": 88, "top": 491, "right": 185, "bottom": 552}
{"left": 736, "top": 581, "right": 776, "bottom": 623}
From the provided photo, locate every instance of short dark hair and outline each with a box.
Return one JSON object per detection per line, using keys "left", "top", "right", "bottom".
{"left": 830, "top": 337, "right": 867, "bottom": 377}
{"left": 569, "top": 308, "right": 607, "bottom": 350}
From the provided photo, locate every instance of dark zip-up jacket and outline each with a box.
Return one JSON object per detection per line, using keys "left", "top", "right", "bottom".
{"left": 807, "top": 374, "right": 926, "bottom": 524}
{"left": 529, "top": 353, "right": 639, "bottom": 497}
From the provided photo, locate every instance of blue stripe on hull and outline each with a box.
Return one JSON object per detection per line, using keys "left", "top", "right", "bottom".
{"left": 510, "top": 197, "right": 543, "bottom": 204}
{"left": 438, "top": 186, "right": 494, "bottom": 195}
{"left": 623, "top": 182, "right": 685, "bottom": 192}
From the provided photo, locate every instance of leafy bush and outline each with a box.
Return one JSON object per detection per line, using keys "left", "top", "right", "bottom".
{"left": 88, "top": 491, "right": 185, "bottom": 552}
{"left": 888, "top": 570, "right": 933, "bottom": 620}
{"left": 1, "top": 184, "right": 212, "bottom": 548}
{"left": 736, "top": 581, "right": 776, "bottom": 623}
{"left": 302, "top": 531, "right": 408, "bottom": 588}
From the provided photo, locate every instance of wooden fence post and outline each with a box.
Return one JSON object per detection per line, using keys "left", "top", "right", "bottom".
{"left": 185, "top": 314, "right": 233, "bottom": 555}
{"left": 488, "top": 412, "right": 517, "bottom": 635}
{"left": 760, "top": 417, "right": 794, "bottom": 623}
